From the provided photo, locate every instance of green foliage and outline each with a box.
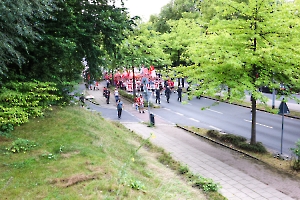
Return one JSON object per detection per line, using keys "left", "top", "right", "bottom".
{"left": 207, "top": 130, "right": 221, "bottom": 138}
{"left": 290, "top": 139, "right": 300, "bottom": 170}
{"left": 129, "top": 179, "right": 145, "bottom": 190}
{"left": 0, "top": 0, "right": 56, "bottom": 76}
{"left": 41, "top": 153, "right": 56, "bottom": 160}
{"left": 193, "top": 175, "right": 220, "bottom": 192}
{"left": 236, "top": 142, "right": 267, "bottom": 153}
{"left": 174, "top": 0, "right": 300, "bottom": 144}
{"left": 0, "top": 124, "right": 14, "bottom": 138}
{"left": 219, "top": 134, "right": 247, "bottom": 145}
{"left": 158, "top": 152, "right": 181, "bottom": 170}
{"left": 0, "top": 81, "right": 61, "bottom": 128}
{"left": 206, "top": 129, "right": 267, "bottom": 153}
{"left": 178, "top": 164, "right": 189, "bottom": 174}
{"left": 119, "top": 23, "right": 171, "bottom": 69}
{"left": 6, "top": 138, "right": 37, "bottom": 153}
{"left": 150, "top": 0, "right": 200, "bottom": 33}
{"left": 160, "top": 18, "right": 203, "bottom": 67}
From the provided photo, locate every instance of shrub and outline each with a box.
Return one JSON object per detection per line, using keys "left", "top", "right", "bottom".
{"left": 219, "top": 134, "right": 247, "bottom": 145}
{"left": 290, "top": 139, "right": 300, "bottom": 170}
{"left": 193, "top": 175, "right": 220, "bottom": 192}
{"left": 207, "top": 130, "right": 220, "bottom": 139}
{"left": 236, "top": 142, "right": 267, "bottom": 153}
{"left": 178, "top": 165, "right": 189, "bottom": 174}
{"left": 6, "top": 138, "right": 37, "bottom": 153}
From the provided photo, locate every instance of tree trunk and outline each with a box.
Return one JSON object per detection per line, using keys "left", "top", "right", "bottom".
{"left": 178, "top": 78, "right": 181, "bottom": 87}
{"left": 250, "top": 95, "right": 257, "bottom": 144}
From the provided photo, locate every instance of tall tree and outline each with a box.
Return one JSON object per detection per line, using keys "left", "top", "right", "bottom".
{"left": 5, "top": 0, "right": 137, "bottom": 84}
{"left": 118, "top": 23, "right": 171, "bottom": 95}
{"left": 177, "top": 0, "right": 300, "bottom": 144}
{"left": 0, "top": 0, "right": 55, "bottom": 81}
{"left": 161, "top": 17, "right": 203, "bottom": 67}
{"left": 149, "top": 0, "right": 200, "bottom": 33}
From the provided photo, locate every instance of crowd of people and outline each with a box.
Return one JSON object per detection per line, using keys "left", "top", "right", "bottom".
{"left": 83, "top": 80, "right": 185, "bottom": 120}
{"left": 82, "top": 67, "right": 186, "bottom": 119}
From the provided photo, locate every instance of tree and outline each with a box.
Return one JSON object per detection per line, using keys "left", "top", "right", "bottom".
{"left": 5, "top": 0, "right": 137, "bottom": 84}
{"left": 161, "top": 17, "right": 203, "bottom": 67}
{"left": 149, "top": 0, "right": 200, "bottom": 33}
{"left": 0, "top": 0, "right": 55, "bottom": 80}
{"left": 177, "top": 0, "right": 300, "bottom": 144}
{"left": 118, "top": 23, "right": 171, "bottom": 95}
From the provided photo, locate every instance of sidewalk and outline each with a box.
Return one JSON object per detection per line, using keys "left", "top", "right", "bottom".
{"left": 84, "top": 83, "right": 298, "bottom": 200}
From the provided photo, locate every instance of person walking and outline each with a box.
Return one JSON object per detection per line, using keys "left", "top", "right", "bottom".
{"left": 105, "top": 89, "right": 110, "bottom": 104}
{"left": 177, "top": 86, "right": 182, "bottom": 102}
{"left": 159, "top": 83, "right": 163, "bottom": 95}
{"left": 103, "top": 87, "right": 107, "bottom": 97}
{"left": 155, "top": 88, "right": 161, "bottom": 104}
{"left": 114, "top": 88, "right": 119, "bottom": 102}
{"left": 79, "top": 93, "right": 85, "bottom": 107}
{"left": 134, "top": 95, "right": 139, "bottom": 111}
{"left": 138, "top": 94, "right": 145, "bottom": 113}
{"left": 116, "top": 99, "right": 123, "bottom": 119}
{"left": 165, "top": 86, "right": 171, "bottom": 103}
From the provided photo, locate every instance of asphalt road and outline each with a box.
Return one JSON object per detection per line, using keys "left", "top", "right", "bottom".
{"left": 145, "top": 91, "right": 300, "bottom": 156}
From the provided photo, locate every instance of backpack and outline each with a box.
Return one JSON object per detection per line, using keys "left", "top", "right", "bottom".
{"left": 117, "top": 102, "right": 123, "bottom": 109}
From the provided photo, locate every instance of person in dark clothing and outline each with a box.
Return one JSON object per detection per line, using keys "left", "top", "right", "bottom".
{"left": 159, "top": 83, "right": 163, "bottom": 95}
{"left": 103, "top": 87, "right": 107, "bottom": 97}
{"left": 79, "top": 93, "right": 85, "bottom": 107}
{"left": 105, "top": 89, "right": 110, "bottom": 104}
{"left": 165, "top": 86, "right": 171, "bottom": 103}
{"left": 116, "top": 99, "right": 123, "bottom": 119}
{"left": 177, "top": 86, "right": 182, "bottom": 102}
{"left": 155, "top": 88, "right": 161, "bottom": 104}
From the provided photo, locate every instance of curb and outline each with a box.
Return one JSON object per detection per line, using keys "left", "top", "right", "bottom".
{"left": 176, "top": 124, "right": 260, "bottom": 161}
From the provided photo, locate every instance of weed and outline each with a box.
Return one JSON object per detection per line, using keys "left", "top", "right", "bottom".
{"left": 193, "top": 175, "right": 220, "bottom": 192}
{"left": 129, "top": 179, "right": 145, "bottom": 190}
{"left": 41, "top": 153, "right": 56, "bottom": 160}
{"left": 178, "top": 165, "right": 189, "bottom": 174}
{"left": 6, "top": 138, "right": 37, "bottom": 153}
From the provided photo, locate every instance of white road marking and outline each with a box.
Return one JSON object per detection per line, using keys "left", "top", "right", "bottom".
{"left": 244, "top": 119, "right": 273, "bottom": 129}
{"left": 207, "top": 109, "right": 223, "bottom": 114}
{"left": 189, "top": 118, "right": 199, "bottom": 122}
{"left": 164, "top": 108, "right": 171, "bottom": 111}
{"left": 209, "top": 126, "right": 222, "bottom": 131}
{"left": 175, "top": 112, "right": 184, "bottom": 116}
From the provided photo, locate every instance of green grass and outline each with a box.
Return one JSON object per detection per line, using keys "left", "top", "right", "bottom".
{"left": 0, "top": 106, "right": 224, "bottom": 199}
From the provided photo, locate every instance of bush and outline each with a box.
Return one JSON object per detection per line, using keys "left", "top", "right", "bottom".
{"left": 219, "top": 134, "right": 247, "bottom": 145}
{"left": 193, "top": 175, "right": 220, "bottom": 192}
{"left": 236, "top": 142, "right": 267, "bottom": 153}
{"left": 178, "top": 165, "right": 189, "bottom": 174}
{"left": 6, "top": 138, "right": 37, "bottom": 153}
{"left": 207, "top": 130, "right": 220, "bottom": 139}
{"left": 290, "top": 139, "right": 300, "bottom": 170}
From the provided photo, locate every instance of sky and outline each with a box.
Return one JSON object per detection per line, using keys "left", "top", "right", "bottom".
{"left": 120, "top": 0, "right": 171, "bottom": 22}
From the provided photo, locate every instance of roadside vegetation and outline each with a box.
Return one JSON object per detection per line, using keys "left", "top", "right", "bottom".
{"left": 183, "top": 126, "right": 300, "bottom": 179}
{"left": 0, "top": 106, "right": 226, "bottom": 200}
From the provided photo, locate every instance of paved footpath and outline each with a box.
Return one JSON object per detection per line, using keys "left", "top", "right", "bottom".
{"left": 83, "top": 83, "right": 298, "bottom": 200}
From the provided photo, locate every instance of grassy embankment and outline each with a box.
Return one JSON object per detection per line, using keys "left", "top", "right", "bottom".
{"left": 0, "top": 106, "right": 225, "bottom": 200}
